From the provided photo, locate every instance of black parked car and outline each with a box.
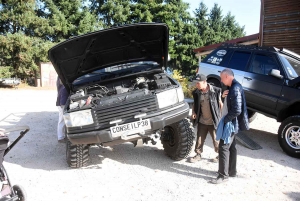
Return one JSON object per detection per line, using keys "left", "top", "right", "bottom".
{"left": 198, "top": 43, "right": 300, "bottom": 158}
{"left": 48, "top": 23, "right": 194, "bottom": 168}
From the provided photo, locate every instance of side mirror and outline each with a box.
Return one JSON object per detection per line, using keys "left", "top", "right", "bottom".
{"left": 270, "top": 69, "right": 283, "bottom": 79}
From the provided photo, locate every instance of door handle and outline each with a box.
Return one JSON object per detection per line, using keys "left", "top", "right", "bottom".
{"left": 244, "top": 77, "right": 252, "bottom": 81}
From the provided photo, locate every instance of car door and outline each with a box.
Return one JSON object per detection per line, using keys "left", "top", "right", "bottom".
{"left": 242, "top": 53, "right": 285, "bottom": 115}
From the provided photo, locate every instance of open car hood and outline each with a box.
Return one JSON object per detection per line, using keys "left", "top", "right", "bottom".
{"left": 48, "top": 23, "right": 169, "bottom": 92}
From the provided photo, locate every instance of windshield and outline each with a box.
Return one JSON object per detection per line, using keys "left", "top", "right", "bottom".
{"left": 279, "top": 54, "right": 300, "bottom": 78}
{"left": 73, "top": 61, "right": 159, "bottom": 85}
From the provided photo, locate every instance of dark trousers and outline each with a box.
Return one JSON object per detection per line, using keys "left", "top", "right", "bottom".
{"left": 218, "top": 134, "right": 237, "bottom": 177}
{"left": 195, "top": 123, "right": 219, "bottom": 154}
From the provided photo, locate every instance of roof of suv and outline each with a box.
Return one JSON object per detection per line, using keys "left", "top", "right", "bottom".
{"left": 217, "top": 43, "right": 300, "bottom": 61}
{"left": 200, "top": 43, "right": 300, "bottom": 85}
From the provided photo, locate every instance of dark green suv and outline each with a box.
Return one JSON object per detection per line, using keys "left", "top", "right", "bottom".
{"left": 198, "top": 43, "right": 300, "bottom": 158}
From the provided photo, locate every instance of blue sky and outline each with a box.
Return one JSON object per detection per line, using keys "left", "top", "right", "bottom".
{"left": 184, "top": 0, "right": 261, "bottom": 36}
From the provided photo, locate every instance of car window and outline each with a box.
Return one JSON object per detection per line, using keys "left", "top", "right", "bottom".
{"left": 203, "top": 49, "right": 231, "bottom": 66}
{"left": 228, "top": 51, "right": 251, "bottom": 71}
{"left": 278, "top": 54, "right": 299, "bottom": 78}
{"left": 248, "top": 54, "right": 282, "bottom": 75}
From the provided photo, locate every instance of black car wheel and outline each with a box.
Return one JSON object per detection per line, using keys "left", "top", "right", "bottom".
{"left": 278, "top": 115, "right": 300, "bottom": 158}
{"left": 247, "top": 109, "right": 257, "bottom": 123}
{"left": 208, "top": 78, "right": 228, "bottom": 92}
{"left": 12, "top": 185, "right": 27, "bottom": 201}
{"left": 66, "top": 139, "right": 90, "bottom": 168}
{"left": 161, "top": 118, "right": 195, "bottom": 161}
{"left": 208, "top": 78, "right": 221, "bottom": 88}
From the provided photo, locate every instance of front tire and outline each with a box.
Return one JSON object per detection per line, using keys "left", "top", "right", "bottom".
{"left": 161, "top": 118, "right": 195, "bottom": 160}
{"left": 12, "top": 185, "right": 27, "bottom": 201}
{"left": 66, "top": 139, "right": 90, "bottom": 168}
{"left": 278, "top": 115, "right": 300, "bottom": 158}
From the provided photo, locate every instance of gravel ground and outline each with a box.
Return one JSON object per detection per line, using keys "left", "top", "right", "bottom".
{"left": 0, "top": 87, "right": 299, "bottom": 201}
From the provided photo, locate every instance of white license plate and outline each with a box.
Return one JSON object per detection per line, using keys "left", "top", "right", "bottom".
{"left": 110, "top": 119, "right": 151, "bottom": 137}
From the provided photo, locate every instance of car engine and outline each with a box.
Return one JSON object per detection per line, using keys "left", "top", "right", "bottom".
{"left": 67, "top": 73, "right": 173, "bottom": 111}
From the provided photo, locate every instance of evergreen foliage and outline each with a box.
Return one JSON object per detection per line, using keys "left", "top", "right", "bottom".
{"left": 0, "top": 0, "right": 246, "bottom": 79}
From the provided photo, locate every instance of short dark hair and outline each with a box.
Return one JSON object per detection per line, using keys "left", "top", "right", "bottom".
{"left": 221, "top": 68, "right": 234, "bottom": 77}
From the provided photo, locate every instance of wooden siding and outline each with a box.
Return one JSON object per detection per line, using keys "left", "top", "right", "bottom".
{"left": 261, "top": 0, "right": 300, "bottom": 54}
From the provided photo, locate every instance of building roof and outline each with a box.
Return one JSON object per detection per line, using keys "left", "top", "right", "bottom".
{"left": 193, "top": 33, "right": 259, "bottom": 56}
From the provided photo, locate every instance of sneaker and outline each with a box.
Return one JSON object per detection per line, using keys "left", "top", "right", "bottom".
{"left": 188, "top": 154, "right": 201, "bottom": 163}
{"left": 210, "top": 155, "right": 219, "bottom": 163}
{"left": 211, "top": 175, "right": 229, "bottom": 184}
{"left": 58, "top": 138, "right": 66, "bottom": 143}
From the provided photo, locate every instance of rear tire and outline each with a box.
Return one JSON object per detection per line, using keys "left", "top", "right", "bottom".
{"left": 208, "top": 78, "right": 221, "bottom": 88}
{"left": 66, "top": 139, "right": 90, "bottom": 168}
{"left": 247, "top": 109, "right": 257, "bottom": 123}
{"left": 12, "top": 184, "right": 27, "bottom": 201}
{"left": 278, "top": 116, "right": 300, "bottom": 158}
{"left": 161, "top": 118, "right": 195, "bottom": 161}
{"left": 208, "top": 78, "right": 228, "bottom": 92}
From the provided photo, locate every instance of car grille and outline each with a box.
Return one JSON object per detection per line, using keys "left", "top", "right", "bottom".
{"left": 93, "top": 95, "right": 158, "bottom": 127}
{"left": 67, "top": 95, "right": 159, "bottom": 133}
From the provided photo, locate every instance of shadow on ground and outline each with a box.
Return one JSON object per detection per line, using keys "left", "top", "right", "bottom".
{"left": 1, "top": 111, "right": 299, "bottom": 176}
{"left": 87, "top": 143, "right": 217, "bottom": 181}
{"left": 185, "top": 124, "right": 300, "bottom": 172}
{"left": 286, "top": 192, "right": 300, "bottom": 201}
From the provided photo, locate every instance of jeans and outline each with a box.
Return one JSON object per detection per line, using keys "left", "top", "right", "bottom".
{"left": 195, "top": 123, "right": 219, "bottom": 154}
{"left": 218, "top": 134, "right": 237, "bottom": 177}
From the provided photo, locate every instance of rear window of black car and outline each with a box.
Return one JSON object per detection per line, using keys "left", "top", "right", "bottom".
{"left": 202, "top": 49, "right": 232, "bottom": 66}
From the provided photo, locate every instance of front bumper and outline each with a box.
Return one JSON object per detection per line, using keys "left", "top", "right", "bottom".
{"left": 67, "top": 102, "right": 189, "bottom": 145}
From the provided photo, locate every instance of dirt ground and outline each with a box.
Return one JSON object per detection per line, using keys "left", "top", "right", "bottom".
{"left": 0, "top": 87, "right": 299, "bottom": 201}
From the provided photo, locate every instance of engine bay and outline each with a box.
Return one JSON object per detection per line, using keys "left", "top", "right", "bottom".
{"left": 67, "top": 73, "right": 175, "bottom": 111}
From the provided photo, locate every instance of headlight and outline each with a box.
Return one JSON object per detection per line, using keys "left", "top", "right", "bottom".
{"left": 63, "top": 109, "right": 94, "bottom": 127}
{"left": 156, "top": 89, "right": 178, "bottom": 108}
{"left": 176, "top": 87, "right": 184, "bottom": 102}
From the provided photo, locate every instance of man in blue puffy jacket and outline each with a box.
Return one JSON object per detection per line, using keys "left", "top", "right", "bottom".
{"left": 211, "top": 68, "right": 249, "bottom": 184}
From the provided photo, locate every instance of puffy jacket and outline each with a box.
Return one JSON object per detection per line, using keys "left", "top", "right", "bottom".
{"left": 192, "top": 84, "right": 222, "bottom": 129}
{"left": 224, "top": 79, "right": 249, "bottom": 133}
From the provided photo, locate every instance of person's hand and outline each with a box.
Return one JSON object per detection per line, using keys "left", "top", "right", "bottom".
{"left": 222, "top": 90, "right": 229, "bottom": 98}
{"left": 192, "top": 112, "right": 196, "bottom": 119}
